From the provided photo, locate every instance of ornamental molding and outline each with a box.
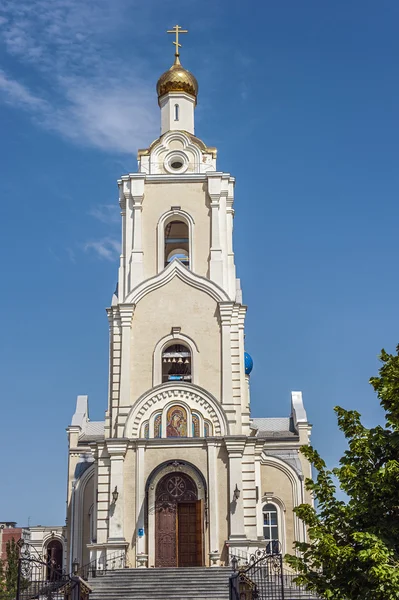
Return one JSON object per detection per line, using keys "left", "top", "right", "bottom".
{"left": 151, "top": 131, "right": 202, "bottom": 165}
{"left": 123, "top": 382, "right": 229, "bottom": 438}
{"left": 119, "top": 304, "right": 135, "bottom": 327}
{"left": 147, "top": 461, "right": 205, "bottom": 495}
{"left": 124, "top": 259, "right": 229, "bottom": 305}
{"left": 224, "top": 436, "right": 247, "bottom": 456}
{"left": 106, "top": 440, "right": 128, "bottom": 457}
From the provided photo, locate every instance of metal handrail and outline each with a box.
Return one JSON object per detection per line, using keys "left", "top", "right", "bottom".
{"left": 77, "top": 550, "right": 126, "bottom": 580}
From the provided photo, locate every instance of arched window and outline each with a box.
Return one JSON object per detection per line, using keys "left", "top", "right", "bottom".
{"left": 192, "top": 413, "right": 200, "bottom": 437}
{"left": 174, "top": 104, "right": 179, "bottom": 121}
{"left": 162, "top": 343, "right": 191, "bottom": 383}
{"left": 46, "top": 540, "right": 63, "bottom": 581}
{"left": 142, "top": 422, "right": 149, "bottom": 439}
{"left": 154, "top": 413, "right": 162, "bottom": 438}
{"left": 164, "top": 220, "right": 189, "bottom": 268}
{"left": 204, "top": 421, "right": 212, "bottom": 437}
{"left": 263, "top": 503, "right": 279, "bottom": 554}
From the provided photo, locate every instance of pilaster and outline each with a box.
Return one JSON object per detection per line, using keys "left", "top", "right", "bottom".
{"left": 226, "top": 180, "right": 236, "bottom": 300}
{"left": 135, "top": 442, "right": 146, "bottom": 561}
{"left": 207, "top": 440, "right": 220, "bottom": 557}
{"left": 207, "top": 172, "right": 223, "bottom": 288}
{"left": 118, "top": 304, "right": 135, "bottom": 415}
{"left": 238, "top": 305, "right": 249, "bottom": 433}
{"left": 129, "top": 175, "right": 145, "bottom": 290}
{"left": 242, "top": 440, "right": 258, "bottom": 540}
{"left": 106, "top": 440, "right": 128, "bottom": 542}
{"left": 106, "top": 307, "right": 122, "bottom": 438}
{"left": 254, "top": 441, "right": 265, "bottom": 540}
{"left": 118, "top": 194, "right": 126, "bottom": 302}
{"left": 96, "top": 443, "right": 110, "bottom": 546}
{"left": 225, "top": 437, "right": 247, "bottom": 541}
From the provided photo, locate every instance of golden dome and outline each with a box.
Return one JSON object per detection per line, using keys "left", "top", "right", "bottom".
{"left": 156, "top": 56, "right": 198, "bottom": 105}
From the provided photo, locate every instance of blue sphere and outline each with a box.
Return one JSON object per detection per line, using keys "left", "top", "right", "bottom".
{"left": 244, "top": 352, "right": 253, "bottom": 375}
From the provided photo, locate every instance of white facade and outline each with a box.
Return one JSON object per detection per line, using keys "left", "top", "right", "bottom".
{"left": 66, "top": 49, "right": 313, "bottom": 571}
{"left": 160, "top": 92, "right": 196, "bottom": 135}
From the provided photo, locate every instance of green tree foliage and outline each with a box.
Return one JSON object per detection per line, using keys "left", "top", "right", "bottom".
{"left": 286, "top": 346, "right": 399, "bottom": 599}
{"left": 0, "top": 538, "right": 20, "bottom": 600}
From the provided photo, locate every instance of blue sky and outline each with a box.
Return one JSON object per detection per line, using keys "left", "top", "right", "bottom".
{"left": 0, "top": 0, "right": 398, "bottom": 526}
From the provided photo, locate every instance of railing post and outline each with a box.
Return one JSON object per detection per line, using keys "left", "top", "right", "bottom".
{"left": 280, "top": 553, "right": 285, "bottom": 600}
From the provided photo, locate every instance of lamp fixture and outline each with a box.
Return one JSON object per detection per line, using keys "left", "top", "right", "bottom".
{"left": 72, "top": 558, "right": 79, "bottom": 575}
{"left": 112, "top": 486, "right": 119, "bottom": 504}
{"left": 233, "top": 484, "right": 240, "bottom": 501}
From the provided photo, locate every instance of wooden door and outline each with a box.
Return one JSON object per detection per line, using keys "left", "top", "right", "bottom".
{"left": 155, "top": 503, "right": 177, "bottom": 567}
{"left": 155, "top": 472, "right": 200, "bottom": 568}
{"left": 195, "top": 500, "right": 203, "bottom": 566}
{"left": 178, "top": 502, "right": 199, "bottom": 566}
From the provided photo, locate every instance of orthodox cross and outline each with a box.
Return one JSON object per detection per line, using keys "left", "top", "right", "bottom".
{"left": 167, "top": 24, "right": 188, "bottom": 58}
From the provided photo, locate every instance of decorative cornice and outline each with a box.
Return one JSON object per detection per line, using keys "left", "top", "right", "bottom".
{"left": 124, "top": 259, "right": 230, "bottom": 305}
{"left": 224, "top": 436, "right": 247, "bottom": 456}
{"left": 146, "top": 174, "right": 207, "bottom": 183}
{"left": 119, "top": 304, "right": 135, "bottom": 327}
{"left": 219, "top": 302, "right": 235, "bottom": 325}
{"left": 106, "top": 440, "right": 128, "bottom": 457}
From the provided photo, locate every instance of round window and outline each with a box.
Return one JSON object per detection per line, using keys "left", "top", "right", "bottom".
{"left": 164, "top": 152, "right": 188, "bottom": 174}
{"left": 171, "top": 160, "right": 183, "bottom": 170}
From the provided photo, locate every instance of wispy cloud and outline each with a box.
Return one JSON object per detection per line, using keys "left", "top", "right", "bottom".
{"left": 0, "top": 0, "right": 159, "bottom": 153}
{"left": 89, "top": 204, "right": 120, "bottom": 225}
{"left": 0, "top": 68, "right": 48, "bottom": 110}
{"left": 84, "top": 237, "right": 121, "bottom": 261}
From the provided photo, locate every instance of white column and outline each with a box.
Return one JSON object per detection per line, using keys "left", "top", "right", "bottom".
{"left": 226, "top": 180, "right": 236, "bottom": 300}
{"left": 135, "top": 442, "right": 147, "bottom": 564}
{"left": 107, "top": 442, "right": 127, "bottom": 542}
{"left": 119, "top": 305, "right": 134, "bottom": 411}
{"left": 207, "top": 173, "right": 224, "bottom": 288}
{"left": 96, "top": 443, "right": 109, "bottom": 546}
{"left": 219, "top": 191, "right": 228, "bottom": 293}
{"left": 238, "top": 306, "right": 250, "bottom": 434}
{"left": 254, "top": 443, "right": 264, "bottom": 540}
{"left": 219, "top": 302, "right": 234, "bottom": 407}
{"left": 107, "top": 308, "right": 122, "bottom": 437}
{"left": 207, "top": 441, "right": 220, "bottom": 561}
{"left": 129, "top": 175, "right": 145, "bottom": 288}
{"left": 119, "top": 199, "right": 126, "bottom": 303}
{"left": 209, "top": 198, "right": 223, "bottom": 286}
{"left": 225, "top": 438, "right": 247, "bottom": 541}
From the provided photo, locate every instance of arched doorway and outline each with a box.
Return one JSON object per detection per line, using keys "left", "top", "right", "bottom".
{"left": 155, "top": 472, "right": 203, "bottom": 567}
{"left": 46, "top": 539, "right": 63, "bottom": 580}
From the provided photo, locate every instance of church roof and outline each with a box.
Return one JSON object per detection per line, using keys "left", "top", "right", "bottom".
{"left": 251, "top": 417, "right": 298, "bottom": 438}
{"left": 156, "top": 56, "right": 198, "bottom": 105}
{"left": 79, "top": 421, "right": 105, "bottom": 442}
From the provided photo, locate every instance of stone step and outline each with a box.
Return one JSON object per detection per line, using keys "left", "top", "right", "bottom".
{"left": 88, "top": 566, "right": 317, "bottom": 600}
{"left": 89, "top": 567, "right": 230, "bottom": 600}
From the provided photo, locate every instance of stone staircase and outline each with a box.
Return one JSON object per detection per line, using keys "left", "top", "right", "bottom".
{"left": 88, "top": 567, "right": 231, "bottom": 600}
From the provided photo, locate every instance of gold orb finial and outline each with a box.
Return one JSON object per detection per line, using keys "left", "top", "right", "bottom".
{"left": 156, "top": 25, "right": 198, "bottom": 106}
